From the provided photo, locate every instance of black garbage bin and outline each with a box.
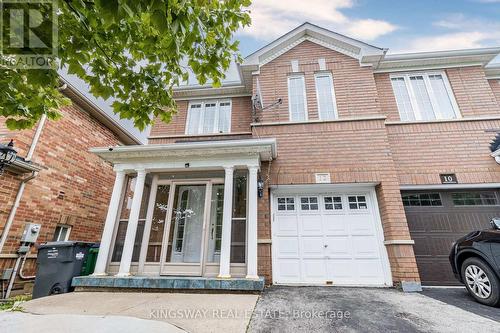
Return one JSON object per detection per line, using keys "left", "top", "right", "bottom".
{"left": 32, "top": 241, "right": 94, "bottom": 299}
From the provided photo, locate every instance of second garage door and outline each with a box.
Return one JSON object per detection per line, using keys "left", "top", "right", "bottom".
{"left": 271, "top": 189, "right": 391, "bottom": 286}
{"left": 403, "top": 189, "right": 500, "bottom": 285}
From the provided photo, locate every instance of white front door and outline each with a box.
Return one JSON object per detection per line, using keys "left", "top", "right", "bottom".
{"left": 271, "top": 189, "right": 391, "bottom": 286}
{"left": 160, "top": 182, "right": 210, "bottom": 275}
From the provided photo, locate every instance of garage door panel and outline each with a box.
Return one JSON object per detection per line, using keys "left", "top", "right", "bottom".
{"left": 348, "top": 215, "right": 377, "bottom": 235}
{"left": 302, "top": 260, "right": 328, "bottom": 281}
{"left": 299, "top": 215, "right": 323, "bottom": 235}
{"left": 411, "top": 235, "right": 431, "bottom": 257}
{"left": 322, "top": 215, "right": 349, "bottom": 235}
{"left": 355, "top": 259, "right": 385, "bottom": 278}
{"left": 301, "top": 237, "right": 326, "bottom": 257}
{"left": 324, "top": 236, "right": 351, "bottom": 258}
{"left": 351, "top": 235, "right": 380, "bottom": 258}
{"left": 326, "top": 259, "right": 355, "bottom": 281}
{"left": 277, "top": 259, "right": 301, "bottom": 282}
{"left": 276, "top": 237, "right": 300, "bottom": 258}
{"left": 403, "top": 189, "right": 500, "bottom": 285}
{"left": 415, "top": 258, "right": 457, "bottom": 286}
{"left": 275, "top": 215, "right": 298, "bottom": 236}
{"left": 449, "top": 212, "right": 498, "bottom": 232}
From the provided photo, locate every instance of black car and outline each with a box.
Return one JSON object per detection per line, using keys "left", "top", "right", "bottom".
{"left": 449, "top": 218, "right": 500, "bottom": 307}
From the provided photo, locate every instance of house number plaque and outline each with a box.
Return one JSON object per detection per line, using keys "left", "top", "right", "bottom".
{"left": 440, "top": 174, "right": 458, "bottom": 184}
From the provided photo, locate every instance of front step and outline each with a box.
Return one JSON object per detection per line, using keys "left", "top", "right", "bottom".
{"left": 72, "top": 275, "right": 264, "bottom": 292}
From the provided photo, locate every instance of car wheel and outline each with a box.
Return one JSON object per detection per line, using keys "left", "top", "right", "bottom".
{"left": 461, "top": 257, "right": 500, "bottom": 307}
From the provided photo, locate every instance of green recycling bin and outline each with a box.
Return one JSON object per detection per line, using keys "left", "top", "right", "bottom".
{"left": 81, "top": 244, "right": 99, "bottom": 276}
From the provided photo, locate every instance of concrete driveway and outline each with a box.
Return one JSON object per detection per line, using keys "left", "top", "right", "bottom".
{"left": 15, "top": 292, "right": 259, "bottom": 333}
{"left": 421, "top": 287, "right": 500, "bottom": 322}
{"left": 248, "top": 286, "right": 500, "bottom": 332}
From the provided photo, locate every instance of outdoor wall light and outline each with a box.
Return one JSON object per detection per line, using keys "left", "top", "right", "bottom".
{"left": 185, "top": 163, "right": 190, "bottom": 168}
{"left": 0, "top": 140, "right": 17, "bottom": 175}
{"left": 257, "top": 176, "right": 264, "bottom": 198}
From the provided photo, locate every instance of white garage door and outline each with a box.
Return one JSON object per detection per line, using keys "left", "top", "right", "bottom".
{"left": 271, "top": 190, "right": 391, "bottom": 286}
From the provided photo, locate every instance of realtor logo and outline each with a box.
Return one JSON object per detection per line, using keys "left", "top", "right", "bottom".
{"left": 0, "top": 0, "right": 58, "bottom": 68}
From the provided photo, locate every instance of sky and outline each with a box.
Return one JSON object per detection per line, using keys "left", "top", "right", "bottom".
{"left": 236, "top": 0, "right": 500, "bottom": 56}
{"left": 64, "top": 0, "right": 500, "bottom": 143}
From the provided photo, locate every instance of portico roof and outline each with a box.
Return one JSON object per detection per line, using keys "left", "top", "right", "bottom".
{"left": 90, "top": 138, "right": 277, "bottom": 166}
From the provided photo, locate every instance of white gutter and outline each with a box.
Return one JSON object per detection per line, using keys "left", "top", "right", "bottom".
{"left": 383, "top": 47, "right": 500, "bottom": 61}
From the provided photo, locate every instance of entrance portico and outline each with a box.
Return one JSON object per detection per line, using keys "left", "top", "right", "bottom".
{"left": 89, "top": 139, "right": 276, "bottom": 284}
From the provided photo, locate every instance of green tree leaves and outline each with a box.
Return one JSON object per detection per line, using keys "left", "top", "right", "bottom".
{"left": 1, "top": 0, "right": 251, "bottom": 131}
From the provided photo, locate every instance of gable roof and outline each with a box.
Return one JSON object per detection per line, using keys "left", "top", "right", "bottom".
{"left": 173, "top": 22, "right": 500, "bottom": 97}
{"left": 243, "top": 22, "right": 387, "bottom": 68}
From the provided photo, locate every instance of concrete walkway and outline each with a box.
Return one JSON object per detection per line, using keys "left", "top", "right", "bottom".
{"left": 0, "top": 312, "right": 185, "bottom": 333}
{"left": 19, "top": 292, "right": 259, "bottom": 333}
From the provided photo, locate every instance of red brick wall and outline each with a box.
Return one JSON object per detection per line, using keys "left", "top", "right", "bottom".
{"left": 149, "top": 97, "right": 253, "bottom": 144}
{"left": 0, "top": 104, "right": 122, "bottom": 270}
{"left": 374, "top": 73, "right": 400, "bottom": 122}
{"left": 255, "top": 40, "right": 382, "bottom": 123}
{"left": 446, "top": 67, "right": 499, "bottom": 117}
{"left": 387, "top": 119, "right": 500, "bottom": 185}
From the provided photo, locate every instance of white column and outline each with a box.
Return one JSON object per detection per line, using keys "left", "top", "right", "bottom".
{"left": 93, "top": 170, "right": 126, "bottom": 276}
{"left": 137, "top": 175, "right": 159, "bottom": 274}
{"left": 117, "top": 169, "right": 147, "bottom": 276}
{"left": 246, "top": 166, "right": 259, "bottom": 279}
{"left": 218, "top": 166, "right": 234, "bottom": 278}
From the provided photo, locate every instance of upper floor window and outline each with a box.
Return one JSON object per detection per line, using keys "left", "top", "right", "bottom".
{"left": 186, "top": 100, "right": 231, "bottom": 135}
{"left": 288, "top": 75, "right": 308, "bottom": 121}
{"left": 390, "top": 72, "right": 460, "bottom": 122}
{"left": 315, "top": 73, "right": 338, "bottom": 120}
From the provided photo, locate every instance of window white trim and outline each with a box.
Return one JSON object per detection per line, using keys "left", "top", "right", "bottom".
{"left": 314, "top": 72, "right": 338, "bottom": 120}
{"left": 390, "top": 71, "right": 461, "bottom": 121}
{"left": 185, "top": 99, "right": 232, "bottom": 135}
{"left": 287, "top": 75, "right": 308, "bottom": 122}
{"left": 53, "top": 225, "right": 71, "bottom": 241}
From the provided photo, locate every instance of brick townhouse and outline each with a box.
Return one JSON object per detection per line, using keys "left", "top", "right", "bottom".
{"left": 0, "top": 80, "right": 140, "bottom": 291}
{"left": 82, "top": 23, "right": 500, "bottom": 292}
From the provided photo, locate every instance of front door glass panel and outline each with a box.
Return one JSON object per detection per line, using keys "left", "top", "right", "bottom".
{"left": 165, "top": 185, "right": 206, "bottom": 264}
{"left": 207, "top": 184, "right": 224, "bottom": 263}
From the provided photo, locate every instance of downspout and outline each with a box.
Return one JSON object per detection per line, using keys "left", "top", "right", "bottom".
{"left": 0, "top": 114, "right": 46, "bottom": 254}
{"left": 26, "top": 114, "right": 47, "bottom": 161}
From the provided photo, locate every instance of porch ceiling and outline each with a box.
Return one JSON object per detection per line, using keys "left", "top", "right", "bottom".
{"left": 90, "top": 138, "right": 277, "bottom": 166}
